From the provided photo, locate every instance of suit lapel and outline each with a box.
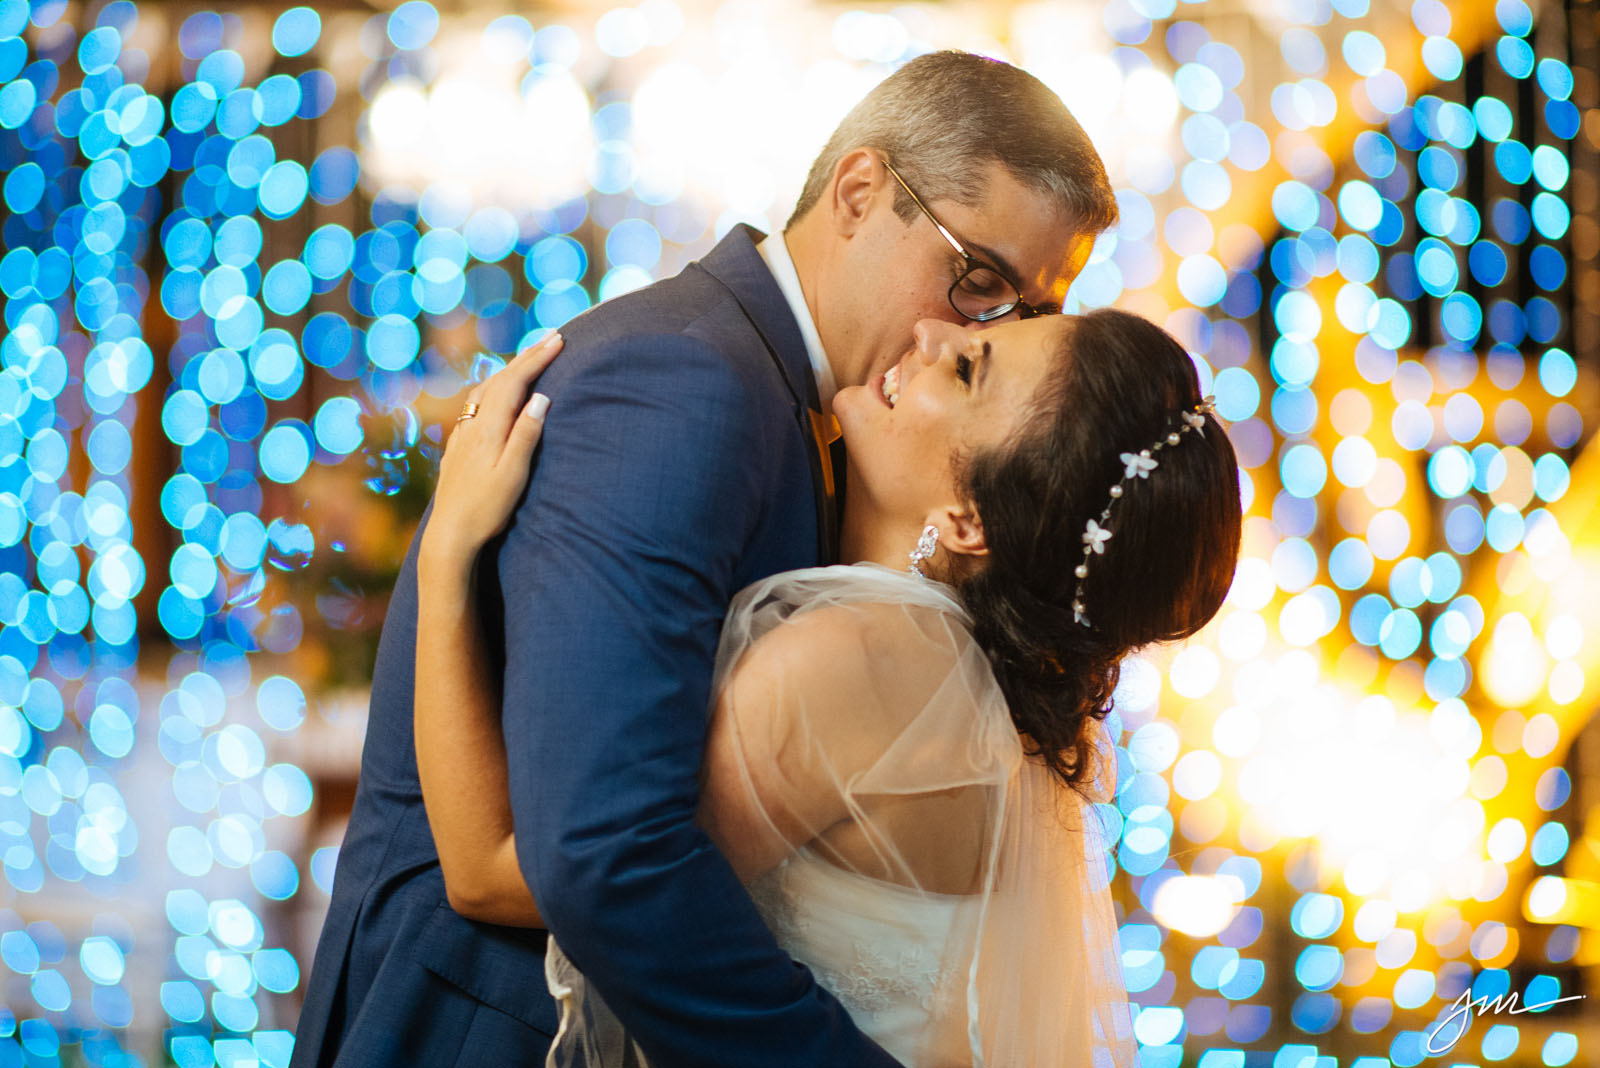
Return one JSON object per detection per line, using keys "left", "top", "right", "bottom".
{"left": 692, "top": 225, "right": 838, "bottom": 565}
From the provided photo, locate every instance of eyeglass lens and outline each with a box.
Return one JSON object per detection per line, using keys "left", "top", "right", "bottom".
{"left": 951, "top": 265, "right": 1021, "bottom": 321}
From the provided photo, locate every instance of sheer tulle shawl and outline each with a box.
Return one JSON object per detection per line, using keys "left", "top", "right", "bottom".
{"left": 707, "top": 564, "right": 1136, "bottom": 1067}
{"left": 547, "top": 564, "right": 1137, "bottom": 1067}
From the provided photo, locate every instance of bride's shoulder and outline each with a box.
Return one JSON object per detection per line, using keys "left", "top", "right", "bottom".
{"left": 722, "top": 566, "right": 979, "bottom": 728}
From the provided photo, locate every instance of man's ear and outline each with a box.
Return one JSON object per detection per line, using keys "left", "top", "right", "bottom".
{"left": 828, "top": 148, "right": 885, "bottom": 238}
{"left": 933, "top": 504, "right": 989, "bottom": 561}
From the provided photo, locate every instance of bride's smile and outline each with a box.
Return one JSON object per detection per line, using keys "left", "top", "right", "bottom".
{"left": 833, "top": 314, "right": 1071, "bottom": 566}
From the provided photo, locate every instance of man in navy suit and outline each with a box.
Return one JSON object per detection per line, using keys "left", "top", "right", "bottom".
{"left": 293, "top": 51, "right": 1117, "bottom": 1067}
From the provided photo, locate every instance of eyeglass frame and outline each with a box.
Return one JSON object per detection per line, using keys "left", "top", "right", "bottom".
{"left": 881, "top": 158, "right": 1058, "bottom": 322}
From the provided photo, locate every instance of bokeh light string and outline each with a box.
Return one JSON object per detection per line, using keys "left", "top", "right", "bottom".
{"left": 2, "top": 0, "right": 155, "bottom": 1056}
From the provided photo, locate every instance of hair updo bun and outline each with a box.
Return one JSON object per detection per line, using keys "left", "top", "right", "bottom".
{"left": 954, "top": 308, "right": 1242, "bottom": 788}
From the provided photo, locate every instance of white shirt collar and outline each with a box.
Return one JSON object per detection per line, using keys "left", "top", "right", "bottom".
{"left": 757, "top": 229, "right": 837, "bottom": 423}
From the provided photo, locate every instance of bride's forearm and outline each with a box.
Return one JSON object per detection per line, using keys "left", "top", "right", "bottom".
{"left": 415, "top": 542, "right": 544, "bottom": 928}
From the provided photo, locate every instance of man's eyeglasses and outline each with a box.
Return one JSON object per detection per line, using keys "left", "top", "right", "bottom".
{"left": 883, "top": 159, "right": 1053, "bottom": 322}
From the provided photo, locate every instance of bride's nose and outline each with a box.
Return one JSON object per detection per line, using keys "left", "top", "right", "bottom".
{"left": 912, "top": 319, "right": 961, "bottom": 365}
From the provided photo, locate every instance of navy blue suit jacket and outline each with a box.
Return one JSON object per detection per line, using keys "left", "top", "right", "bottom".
{"left": 292, "top": 227, "right": 899, "bottom": 1068}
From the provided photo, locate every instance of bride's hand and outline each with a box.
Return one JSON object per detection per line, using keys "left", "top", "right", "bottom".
{"left": 420, "top": 332, "right": 563, "bottom": 568}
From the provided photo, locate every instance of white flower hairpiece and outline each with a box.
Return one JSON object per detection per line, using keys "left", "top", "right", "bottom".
{"left": 1082, "top": 519, "right": 1113, "bottom": 553}
{"left": 1181, "top": 396, "right": 1217, "bottom": 436}
{"left": 1120, "top": 451, "right": 1158, "bottom": 479}
{"left": 1071, "top": 395, "right": 1217, "bottom": 629}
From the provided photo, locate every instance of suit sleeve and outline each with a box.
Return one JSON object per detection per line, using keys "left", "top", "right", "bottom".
{"left": 496, "top": 332, "right": 899, "bottom": 1066}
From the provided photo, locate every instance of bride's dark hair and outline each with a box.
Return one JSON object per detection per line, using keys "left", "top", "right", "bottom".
{"left": 953, "top": 308, "right": 1242, "bottom": 789}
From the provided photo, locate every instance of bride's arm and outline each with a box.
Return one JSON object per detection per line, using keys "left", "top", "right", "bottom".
{"left": 416, "top": 540, "right": 541, "bottom": 926}
{"left": 413, "top": 334, "right": 561, "bottom": 927}
{"left": 698, "top": 644, "right": 822, "bottom": 882}
{"left": 697, "top": 602, "right": 939, "bottom": 882}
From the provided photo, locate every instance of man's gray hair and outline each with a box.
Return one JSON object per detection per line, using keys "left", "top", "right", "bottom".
{"left": 787, "top": 51, "right": 1117, "bottom": 236}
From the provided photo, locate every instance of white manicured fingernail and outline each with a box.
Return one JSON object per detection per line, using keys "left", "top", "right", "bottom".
{"left": 524, "top": 393, "right": 550, "bottom": 420}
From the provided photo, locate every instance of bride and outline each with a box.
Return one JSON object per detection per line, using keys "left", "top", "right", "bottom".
{"left": 412, "top": 308, "right": 1242, "bottom": 1066}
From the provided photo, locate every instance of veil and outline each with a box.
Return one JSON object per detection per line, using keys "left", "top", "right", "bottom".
{"left": 545, "top": 563, "right": 1137, "bottom": 1068}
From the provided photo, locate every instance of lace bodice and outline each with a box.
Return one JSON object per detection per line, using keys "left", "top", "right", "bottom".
{"left": 747, "top": 848, "right": 976, "bottom": 1066}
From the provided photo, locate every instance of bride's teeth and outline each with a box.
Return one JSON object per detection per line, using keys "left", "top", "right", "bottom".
{"left": 881, "top": 366, "right": 900, "bottom": 407}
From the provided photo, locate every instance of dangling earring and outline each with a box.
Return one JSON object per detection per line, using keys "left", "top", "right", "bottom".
{"left": 908, "top": 524, "right": 939, "bottom": 577}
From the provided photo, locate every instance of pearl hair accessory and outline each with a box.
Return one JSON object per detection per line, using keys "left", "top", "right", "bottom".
{"left": 1071, "top": 396, "right": 1217, "bottom": 627}
{"left": 908, "top": 524, "right": 940, "bottom": 577}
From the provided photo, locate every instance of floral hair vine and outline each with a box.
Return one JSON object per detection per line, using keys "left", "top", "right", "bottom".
{"left": 1071, "top": 395, "right": 1218, "bottom": 628}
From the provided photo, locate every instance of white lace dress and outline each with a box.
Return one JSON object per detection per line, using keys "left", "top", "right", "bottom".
{"left": 746, "top": 848, "right": 977, "bottom": 1066}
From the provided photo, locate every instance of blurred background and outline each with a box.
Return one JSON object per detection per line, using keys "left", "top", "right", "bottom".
{"left": 1, "top": 0, "right": 1598, "bottom": 1065}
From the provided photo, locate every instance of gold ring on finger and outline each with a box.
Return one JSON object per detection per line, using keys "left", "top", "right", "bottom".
{"left": 457, "top": 402, "right": 481, "bottom": 422}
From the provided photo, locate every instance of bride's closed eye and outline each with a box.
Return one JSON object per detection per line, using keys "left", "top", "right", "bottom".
{"left": 955, "top": 342, "right": 988, "bottom": 387}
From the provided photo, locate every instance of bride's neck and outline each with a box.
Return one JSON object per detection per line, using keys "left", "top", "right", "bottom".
{"left": 838, "top": 487, "right": 919, "bottom": 572}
